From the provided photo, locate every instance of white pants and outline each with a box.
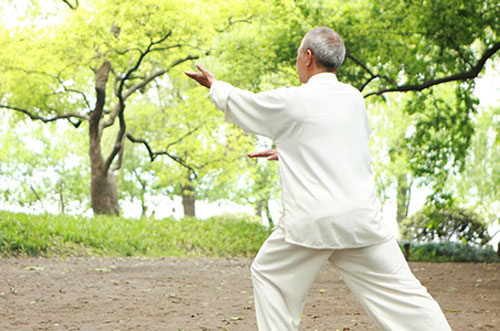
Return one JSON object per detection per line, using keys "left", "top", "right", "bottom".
{"left": 250, "top": 227, "right": 451, "bottom": 331}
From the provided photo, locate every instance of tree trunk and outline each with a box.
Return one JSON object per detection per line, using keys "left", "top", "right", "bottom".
{"left": 90, "top": 167, "right": 120, "bottom": 215}
{"left": 264, "top": 201, "right": 274, "bottom": 227}
{"left": 396, "top": 173, "right": 411, "bottom": 223}
{"left": 88, "top": 60, "right": 120, "bottom": 216}
{"left": 255, "top": 200, "right": 263, "bottom": 219}
{"left": 57, "top": 180, "right": 65, "bottom": 215}
{"left": 181, "top": 184, "right": 195, "bottom": 218}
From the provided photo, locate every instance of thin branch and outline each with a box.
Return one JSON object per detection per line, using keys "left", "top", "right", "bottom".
{"left": 61, "top": 0, "right": 78, "bottom": 10}
{"left": 126, "top": 133, "right": 155, "bottom": 160}
{"left": 364, "top": 42, "right": 500, "bottom": 98}
{"left": 448, "top": 37, "right": 474, "bottom": 68}
{"left": 215, "top": 15, "right": 254, "bottom": 32}
{"left": 104, "top": 110, "right": 126, "bottom": 173}
{"left": 345, "top": 53, "right": 396, "bottom": 91}
{"left": 105, "top": 31, "right": 176, "bottom": 172}
{"left": 126, "top": 133, "right": 199, "bottom": 179}
{"left": 29, "top": 183, "right": 48, "bottom": 214}
{"left": 105, "top": 29, "right": 208, "bottom": 173}
{"left": 122, "top": 69, "right": 166, "bottom": 100}
{"left": 117, "top": 30, "right": 172, "bottom": 99}
{"left": 168, "top": 53, "right": 207, "bottom": 69}
{"left": 0, "top": 104, "right": 87, "bottom": 127}
{"left": 102, "top": 51, "right": 206, "bottom": 132}
{"left": 132, "top": 168, "right": 147, "bottom": 190}
{"left": 166, "top": 126, "right": 201, "bottom": 150}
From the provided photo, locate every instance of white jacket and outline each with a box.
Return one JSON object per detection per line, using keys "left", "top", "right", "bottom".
{"left": 209, "top": 72, "right": 393, "bottom": 249}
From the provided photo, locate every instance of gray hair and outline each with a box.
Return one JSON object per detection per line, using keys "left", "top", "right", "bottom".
{"left": 301, "top": 27, "right": 345, "bottom": 72}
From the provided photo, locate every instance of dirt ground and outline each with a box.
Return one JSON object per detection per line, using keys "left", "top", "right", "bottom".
{"left": 0, "top": 257, "right": 498, "bottom": 331}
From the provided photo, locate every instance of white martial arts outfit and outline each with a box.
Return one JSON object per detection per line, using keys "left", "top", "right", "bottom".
{"left": 209, "top": 73, "right": 451, "bottom": 330}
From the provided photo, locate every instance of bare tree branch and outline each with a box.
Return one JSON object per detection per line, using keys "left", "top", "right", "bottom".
{"left": 117, "top": 30, "right": 173, "bottom": 99}
{"left": 101, "top": 52, "right": 206, "bottom": 133}
{"left": 103, "top": 28, "right": 210, "bottom": 174}
{"left": 168, "top": 53, "right": 207, "bottom": 69}
{"left": 126, "top": 130, "right": 201, "bottom": 179}
{"left": 0, "top": 104, "right": 87, "bottom": 127}
{"left": 61, "top": 0, "right": 78, "bottom": 10}
{"left": 165, "top": 126, "right": 202, "bottom": 150}
{"left": 345, "top": 53, "right": 396, "bottom": 91}
{"left": 102, "top": 31, "right": 176, "bottom": 173}
{"left": 215, "top": 15, "right": 254, "bottom": 32}
{"left": 122, "top": 69, "right": 166, "bottom": 100}
{"left": 363, "top": 42, "right": 500, "bottom": 98}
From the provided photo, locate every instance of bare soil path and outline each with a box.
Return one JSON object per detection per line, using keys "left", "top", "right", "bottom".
{"left": 0, "top": 257, "right": 498, "bottom": 330}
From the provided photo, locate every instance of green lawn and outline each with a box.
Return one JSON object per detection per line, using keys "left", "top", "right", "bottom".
{"left": 0, "top": 211, "right": 271, "bottom": 257}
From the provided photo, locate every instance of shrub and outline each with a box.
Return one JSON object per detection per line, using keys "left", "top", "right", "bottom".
{"left": 400, "top": 204, "right": 491, "bottom": 246}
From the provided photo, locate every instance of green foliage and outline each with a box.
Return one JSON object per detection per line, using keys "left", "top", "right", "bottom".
{"left": 214, "top": 0, "right": 498, "bottom": 206}
{"left": 1, "top": 0, "right": 498, "bottom": 219}
{"left": 447, "top": 105, "right": 500, "bottom": 223}
{"left": 403, "top": 242, "right": 499, "bottom": 263}
{"left": 1, "top": 0, "right": 264, "bottom": 216}
{"left": 404, "top": 85, "right": 477, "bottom": 191}
{"left": 0, "top": 113, "right": 90, "bottom": 214}
{"left": 129, "top": 84, "right": 256, "bottom": 204}
{"left": 401, "top": 204, "right": 491, "bottom": 246}
{"left": 0, "top": 211, "right": 271, "bottom": 257}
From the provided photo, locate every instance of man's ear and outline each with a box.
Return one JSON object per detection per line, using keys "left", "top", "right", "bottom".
{"left": 305, "top": 49, "right": 314, "bottom": 66}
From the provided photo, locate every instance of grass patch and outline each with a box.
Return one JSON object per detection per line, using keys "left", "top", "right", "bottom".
{"left": 0, "top": 211, "right": 272, "bottom": 258}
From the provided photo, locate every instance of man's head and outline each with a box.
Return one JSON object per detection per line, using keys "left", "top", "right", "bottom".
{"left": 296, "top": 27, "right": 345, "bottom": 83}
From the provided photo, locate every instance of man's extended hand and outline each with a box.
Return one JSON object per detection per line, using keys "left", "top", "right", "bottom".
{"left": 184, "top": 63, "right": 216, "bottom": 88}
{"left": 248, "top": 149, "right": 279, "bottom": 161}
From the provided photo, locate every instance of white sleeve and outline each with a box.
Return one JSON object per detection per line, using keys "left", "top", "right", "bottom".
{"left": 209, "top": 80, "right": 290, "bottom": 139}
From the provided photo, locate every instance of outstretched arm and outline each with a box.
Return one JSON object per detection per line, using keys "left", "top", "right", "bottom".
{"left": 184, "top": 64, "right": 216, "bottom": 88}
{"left": 248, "top": 149, "right": 278, "bottom": 161}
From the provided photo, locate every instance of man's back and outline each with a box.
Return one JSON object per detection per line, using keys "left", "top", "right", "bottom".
{"left": 210, "top": 73, "right": 393, "bottom": 249}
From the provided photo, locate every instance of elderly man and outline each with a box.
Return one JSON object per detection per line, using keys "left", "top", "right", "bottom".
{"left": 186, "top": 27, "right": 450, "bottom": 331}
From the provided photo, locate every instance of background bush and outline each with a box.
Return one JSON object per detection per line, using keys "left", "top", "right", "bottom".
{"left": 401, "top": 204, "right": 491, "bottom": 246}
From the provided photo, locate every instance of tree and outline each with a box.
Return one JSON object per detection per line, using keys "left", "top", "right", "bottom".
{"left": 447, "top": 105, "right": 500, "bottom": 223}
{"left": 368, "top": 95, "right": 415, "bottom": 223}
{"left": 401, "top": 204, "right": 491, "bottom": 246}
{"left": 239, "top": 156, "right": 280, "bottom": 226}
{"left": 124, "top": 81, "right": 257, "bottom": 217}
{"left": 0, "top": 113, "right": 89, "bottom": 214}
{"left": 210, "top": 0, "right": 499, "bottom": 208}
{"left": 2, "top": 0, "right": 498, "bottom": 219}
{"left": 0, "top": 0, "right": 242, "bottom": 215}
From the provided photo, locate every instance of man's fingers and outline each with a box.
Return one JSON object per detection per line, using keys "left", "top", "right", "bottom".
{"left": 247, "top": 151, "right": 269, "bottom": 158}
{"left": 267, "top": 153, "right": 279, "bottom": 161}
{"left": 195, "top": 63, "right": 208, "bottom": 74}
{"left": 248, "top": 149, "right": 278, "bottom": 161}
{"left": 184, "top": 71, "right": 197, "bottom": 78}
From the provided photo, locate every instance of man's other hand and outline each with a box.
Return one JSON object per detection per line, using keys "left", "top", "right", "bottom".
{"left": 184, "top": 63, "right": 216, "bottom": 88}
{"left": 247, "top": 149, "right": 279, "bottom": 161}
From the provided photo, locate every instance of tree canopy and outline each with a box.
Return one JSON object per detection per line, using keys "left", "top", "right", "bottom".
{"left": 0, "top": 0, "right": 498, "bottom": 226}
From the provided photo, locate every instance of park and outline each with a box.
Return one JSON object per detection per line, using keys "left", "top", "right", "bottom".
{"left": 1, "top": 0, "right": 499, "bottom": 330}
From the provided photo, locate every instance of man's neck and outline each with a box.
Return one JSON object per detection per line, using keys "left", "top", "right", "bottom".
{"left": 304, "top": 68, "right": 335, "bottom": 83}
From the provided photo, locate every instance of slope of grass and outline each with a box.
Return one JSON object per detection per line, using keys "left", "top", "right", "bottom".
{"left": 0, "top": 211, "right": 272, "bottom": 257}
